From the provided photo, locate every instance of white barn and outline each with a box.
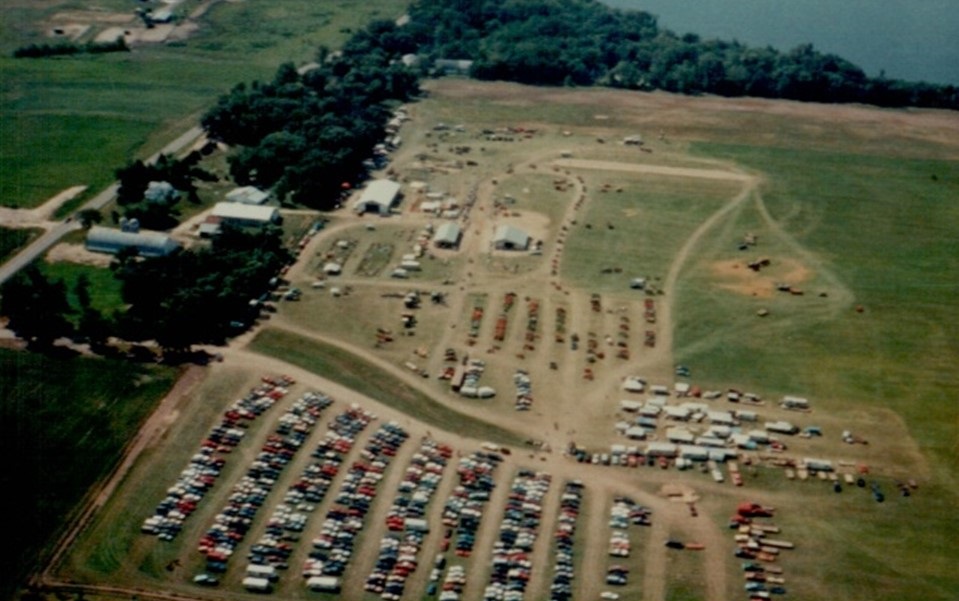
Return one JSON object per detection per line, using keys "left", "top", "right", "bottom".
{"left": 353, "top": 179, "right": 401, "bottom": 215}
{"left": 210, "top": 202, "right": 281, "bottom": 227}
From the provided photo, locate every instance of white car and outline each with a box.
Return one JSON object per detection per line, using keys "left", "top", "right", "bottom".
{"left": 600, "top": 593, "right": 620, "bottom": 600}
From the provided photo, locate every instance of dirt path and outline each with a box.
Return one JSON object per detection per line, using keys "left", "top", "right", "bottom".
{"left": 0, "top": 185, "right": 86, "bottom": 228}
{"left": 38, "top": 365, "right": 206, "bottom": 585}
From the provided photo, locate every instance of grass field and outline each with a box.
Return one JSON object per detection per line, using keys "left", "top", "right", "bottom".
{"left": 38, "top": 260, "right": 125, "bottom": 316}
{"left": 249, "top": 327, "right": 527, "bottom": 447}
{"left": 0, "top": 348, "right": 178, "bottom": 596}
{"left": 1, "top": 0, "right": 409, "bottom": 209}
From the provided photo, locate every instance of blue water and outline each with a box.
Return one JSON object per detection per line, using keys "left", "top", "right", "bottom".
{"left": 603, "top": 0, "right": 959, "bottom": 85}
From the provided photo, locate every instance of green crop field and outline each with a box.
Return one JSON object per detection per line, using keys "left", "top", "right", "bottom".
{"left": 0, "top": 349, "right": 177, "bottom": 596}
{"left": 1, "top": 0, "right": 408, "bottom": 209}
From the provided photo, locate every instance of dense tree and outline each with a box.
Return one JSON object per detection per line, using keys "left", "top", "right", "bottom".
{"left": 0, "top": 266, "right": 74, "bottom": 349}
{"left": 408, "top": 0, "right": 959, "bottom": 110}
{"left": 113, "top": 226, "right": 292, "bottom": 353}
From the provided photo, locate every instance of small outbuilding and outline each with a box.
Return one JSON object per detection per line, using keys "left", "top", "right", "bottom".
{"left": 353, "top": 179, "right": 401, "bottom": 215}
{"left": 85, "top": 226, "right": 181, "bottom": 257}
{"left": 433, "top": 222, "right": 462, "bottom": 249}
{"left": 226, "top": 186, "right": 270, "bottom": 205}
{"left": 492, "top": 225, "right": 530, "bottom": 251}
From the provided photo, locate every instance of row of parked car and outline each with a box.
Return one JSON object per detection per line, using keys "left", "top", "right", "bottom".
{"left": 366, "top": 438, "right": 454, "bottom": 600}
{"left": 513, "top": 370, "right": 533, "bottom": 411}
{"left": 305, "top": 420, "right": 408, "bottom": 580}
{"left": 441, "top": 451, "right": 503, "bottom": 559}
{"left": 482, "top": 469, "right": 552, "bottom": 601}
{"left": 142, "top": 376, "right": 293, "bottom": 541}
{"left": 197, "top": 389, "right": 326, "bottom": 574}
{"left": 242, "top": 393, "right": 341, "bottom": 580}
{"left": 299, "top": 405, "right": 379, "bottom": 582}
{"left": 607, "top": 495, "right": 652, "bottom": 558}
{"left": 549, "top": 481, "right": 584, "bottom": 601}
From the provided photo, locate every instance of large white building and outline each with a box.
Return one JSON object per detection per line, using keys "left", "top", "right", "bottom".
{"left": 210, "top": 202, "right": 281, "bottom": 226}
{"left": 85, "top": 226, "right": 181, "bottom": 257}
{"left": 353, "top": 179, "right": 401, "bottom": 215}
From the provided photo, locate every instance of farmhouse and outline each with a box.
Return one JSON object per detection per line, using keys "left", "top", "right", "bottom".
{"left": 493, "top": 225, "right": 530, "bottom": 250}
{"left": 144, "top": 181, "right": 179, "bottom": 204}
{"left": 210, "top": 202, "right": 281, "bottom": 228}
{"left": 86, "top": 225, "right": 181, "bottom": 257}
{"left": 433, "top": 222, "right": 462, "bottom": 249}
{"left": 353, "top": 179, "right": 401, "bottom": 215}
{"left": 226, "top": 186, "right": 270, "bottom": 205}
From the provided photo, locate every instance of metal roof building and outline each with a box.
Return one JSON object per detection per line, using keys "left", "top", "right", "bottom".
{"left": 353, "top": 179, "right": 401, "bottom": 215}
{"left": 225, "top": 186, "right": 270, "bottom": 205}
{"left": 85, "top": 226, "right": 181, "bottom": 257}
{"left": 211, "top": 202, "right": 280, "bottom": 226}
{"left": 432, "top": 222, "right": 462, "bottom": 248}
{"left": 492, "top": 225, "right": 530, "bottom": 250}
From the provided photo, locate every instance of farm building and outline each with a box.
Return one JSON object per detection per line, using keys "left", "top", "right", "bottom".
{"left": 210, "top": 202, "right": 281, "bottom": 228}
{"left": 85, "top": 226, "right": 180, "bottom": 257}
{"left": 144, "top": 181, "right": 179, "bottom": 204}
{"left": 433, "top": 222, "right": 462, "bottom": 249}
{"left": 226, "top": 186, "right": 270, "bottom": 205}
{"left": 434, "top": 58, "right": 474, "bottom": 74}
{"left": 353, "top": 179, "right": 401, "bottom": 215}
{"left": 492, "top": 225, "right": 530, "bottom": 251}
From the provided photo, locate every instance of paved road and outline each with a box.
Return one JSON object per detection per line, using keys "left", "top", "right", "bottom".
{"left": 0, "top": 126, "right": 204, "bottom": 286}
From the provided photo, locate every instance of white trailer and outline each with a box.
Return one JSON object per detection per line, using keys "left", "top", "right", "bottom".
{"left": 307, "top": 576, "right": 342, "bottom": 592}
{"left": 243, "top": 576, "right": 272, "bottom": 592}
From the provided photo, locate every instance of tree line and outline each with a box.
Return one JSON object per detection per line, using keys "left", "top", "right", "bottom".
{"left": 405, "top": 0, "right": 959, "bottom": 109}
{"left": 13, "top": 36, "right": 129, "bottom": 58}
{"left": 0, "top": 226, "right": 291, "bottom": 357}
{"left": 200, "top": 18, "right": 421, "bottom": 209}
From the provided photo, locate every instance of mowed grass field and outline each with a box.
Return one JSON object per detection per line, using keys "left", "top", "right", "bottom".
{"left": 0, "top": 226, "right": 41, "bottom": 261}
{"left": 668, "top": 142, "right": 959, "bottom": 597}
{"left": 0, "top": 349, "right": 178, "bottom": 596}
{"left": 0, "top": 0, "right": 409, "bottom": 210}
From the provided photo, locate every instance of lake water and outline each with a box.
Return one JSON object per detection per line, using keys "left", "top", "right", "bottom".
{"left": 603, "top": 0, "right": 959, "bottom": 85}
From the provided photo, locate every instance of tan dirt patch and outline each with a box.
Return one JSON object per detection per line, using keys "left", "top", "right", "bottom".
{"left": 45, "top": 243, "right": 113, "bottom": 268}
{"left": 710, "top": 257, "right": 812, "bottom": 298}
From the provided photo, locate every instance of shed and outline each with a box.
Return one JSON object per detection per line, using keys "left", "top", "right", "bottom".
{"left": 492, "top": 225, "right": 530, "bottom": 251}
{"left": 226, "top": 186, "right": 270, "bottom": 205}
{"left": 433, "top": 222, "right": 462, "bottom": 249}
{"left": 211, "top": 202, "right": 280, "bottom": 227}
{"left": 354, "top": 179, "right": 401, "bottom": 215}
{"left": 85, "top": 226, "right": 180, "bottom": 258}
